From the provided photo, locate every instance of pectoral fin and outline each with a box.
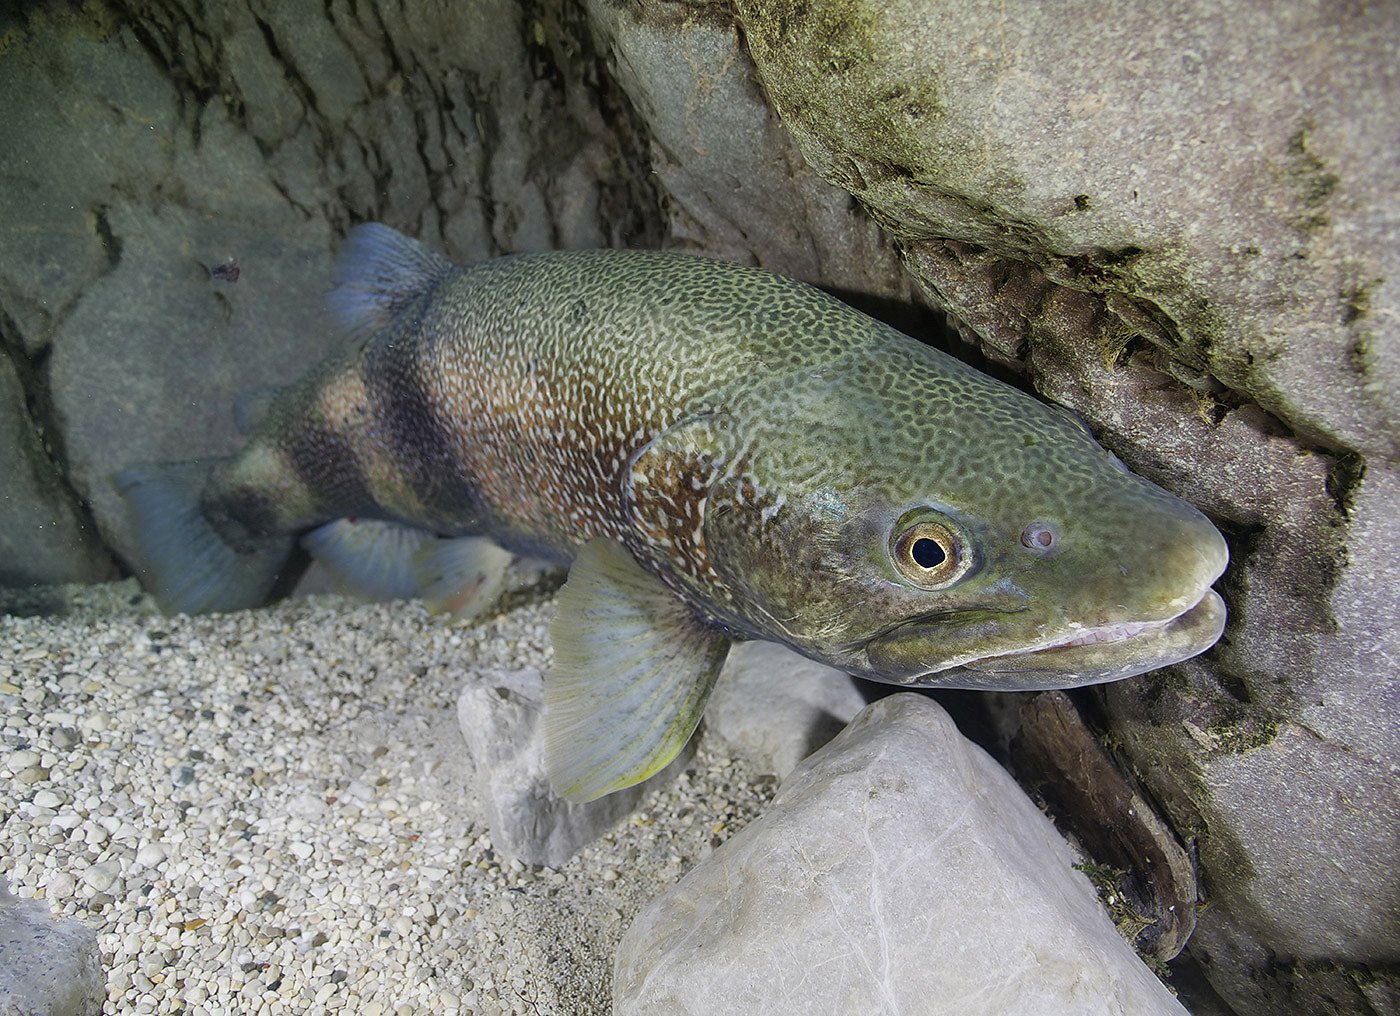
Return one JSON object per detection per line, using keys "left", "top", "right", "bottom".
{"left": 545, "top": 538, "right": 729, "bottom": 802}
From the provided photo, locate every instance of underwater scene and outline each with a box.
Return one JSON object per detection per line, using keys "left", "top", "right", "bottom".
{"left": 1, "top": 3, "right": 1397, "bottom": 1015}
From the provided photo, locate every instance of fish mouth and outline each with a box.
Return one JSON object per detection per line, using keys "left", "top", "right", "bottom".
{"left": 963, "top": 602, "right": 1205, "bottom": 663}
{"left": 866, "top": 589, "right": 1227, "bottom": 691}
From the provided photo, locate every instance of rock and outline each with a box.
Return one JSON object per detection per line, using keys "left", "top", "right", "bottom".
{"left": 733, "top": 0, "right": 1397, "bottom": 456}
{"left": 586, "top": 0, "right": 917, "bottom": 301}
{"left": 0, "top": 1, "right": 662, "bottom": 573}
{"left": 707, "top": 641, "right": 866, "bottom": 778}
{"left": 615, "top": 694, "right": 1186, "bottom": 1016}
{"left": 457, "top": 667, "right": 668, "bottom": 867}
{"left": 0, "top": 878, "right": 105, "bottom": 1016}
{"left": 0, "top": 350, "right": 114, "bottom": 588}
{"left": 708, "top": 4, "right": 1399, "bottom": 1011}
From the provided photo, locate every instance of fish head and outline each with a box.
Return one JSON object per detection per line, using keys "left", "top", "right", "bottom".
{"left": 699, "top": 341, "right": 1229, "bottom": 690}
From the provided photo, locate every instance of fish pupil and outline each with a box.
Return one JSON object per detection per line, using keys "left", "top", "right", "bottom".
{"left": 911, "top": 537, "right": 946, "bottom": 569}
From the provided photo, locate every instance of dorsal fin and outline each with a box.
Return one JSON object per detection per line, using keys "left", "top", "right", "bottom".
{"left": 327, "top": 223, "right": 454, "bottom": 338}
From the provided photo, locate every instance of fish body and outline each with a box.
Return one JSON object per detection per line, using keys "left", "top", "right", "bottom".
{"left": 119, "top": 224, "right": 1228, "bottom": 800}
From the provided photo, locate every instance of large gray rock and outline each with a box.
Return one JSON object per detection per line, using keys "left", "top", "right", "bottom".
{"left": 586, "top": 0, "right": 916, "bottom": 299}
{"left": 707, "top": 640, "right": 866, "bottom": 778}
{"left": 692, "top": 4, "right": 1398, "bottom": 1012}
{"left": 0, "top": 879, "right": 105, "bottom": 1016}
{"left": 457, "top": 667, "right": 662, "bottom": 867}
{"left": 615, "top": 694, "right": 1187, "bottom": 1016}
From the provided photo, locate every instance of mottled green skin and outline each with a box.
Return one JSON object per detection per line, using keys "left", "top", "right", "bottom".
{"left": 213, "top": 244, "right": 1227, "bottom": 689}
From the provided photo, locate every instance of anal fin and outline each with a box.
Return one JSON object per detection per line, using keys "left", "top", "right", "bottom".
{"left": 303, "top": 519, "right": 513, "bottom": 621}
{"left": 302, "top": 519, "right": 428, "bottom": 601}
{"left": 545, "top": 538, "right": 730, "bottom": 802}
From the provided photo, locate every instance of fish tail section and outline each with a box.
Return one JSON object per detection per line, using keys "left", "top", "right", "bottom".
{"left": 114, "top": 460, "right": 294, "bottom": 615}
{"left": 328, "top": 223, "right": 454, "bottom": 339}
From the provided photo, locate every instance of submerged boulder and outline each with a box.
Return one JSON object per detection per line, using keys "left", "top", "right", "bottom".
{"left": 0, "top": 878, "right": 105, "bottom": 1016}
{"left": 0, "top": 351, "right": 113, "bottom": 588}
{"left": 457, "top": 666, "right": 663, "bottom": 868}
{"left": 615, "top": 694, "right": 1186, "bottom": 1016}
{"left": 706, "top": 640, "right": 867, "bottom": 779}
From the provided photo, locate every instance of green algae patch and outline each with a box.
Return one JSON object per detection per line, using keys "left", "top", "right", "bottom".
{"left": 1285, "top": 124, "right": 1341, "bottom": 235}
{"left": 1205, "top": 714, "right": 1282, "bottom": 755}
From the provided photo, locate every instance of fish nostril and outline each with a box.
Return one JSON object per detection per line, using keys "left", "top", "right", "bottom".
{"left": 1020, "top": 521, "right": 1058, "bottom": 551}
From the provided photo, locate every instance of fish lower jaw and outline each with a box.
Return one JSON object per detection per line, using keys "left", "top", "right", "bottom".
{"left": 956, "top": 614, "right": 1182, "bottom": 669}
{"left": 1025, "top": 617, "right": 1170, "bottom": 653}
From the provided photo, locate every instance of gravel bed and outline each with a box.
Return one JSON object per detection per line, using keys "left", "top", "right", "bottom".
{"left": 1, "top": 581, "right": 775, "bottom": 1015}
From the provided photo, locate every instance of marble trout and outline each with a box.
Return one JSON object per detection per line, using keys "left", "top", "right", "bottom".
{"left": 117, "top": 224, "right": 1228, "bottom": 800}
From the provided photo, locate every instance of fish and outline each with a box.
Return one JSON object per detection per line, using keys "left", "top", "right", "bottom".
{"left": 116, "top": 223, "right": 1229, "bottom": 801}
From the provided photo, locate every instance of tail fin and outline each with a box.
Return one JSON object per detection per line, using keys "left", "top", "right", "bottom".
{"left": 328, "top": 223, "right": 454, "bottom": 340}
{"left": 114, "top": 461, "right": 294, "bottom": 615}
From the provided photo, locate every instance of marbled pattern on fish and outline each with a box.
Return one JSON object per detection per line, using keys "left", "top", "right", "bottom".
{"left": 118, "top": 224, "right": 1229, "bottom": 800}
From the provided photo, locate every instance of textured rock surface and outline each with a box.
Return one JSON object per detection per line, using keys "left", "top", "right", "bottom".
{"left": 3, "top": 3, "right": 1395, "bottom": 1012}
{"left": 0, "top": 351, "right": 113, "bottom": 586}
{"left": 0, "top": 1, "right": 661, "bottom": 577}
{"left": 615, "top": 694, "right": 1187, "bottom": 1016}
{"left": 712, "top": 4, "right": 1399, "bottom": 1012}
{"left": 0, "top": 877, "right": 105, "bottom": 1016}
{"left": 706, "top": 640, "right": 866, "bottom": 778}
{"left": 457, "top": 666, "right": 663, "bottom": 867}
{"left": 585, "top": 0, "right": 914, "bottom": 299}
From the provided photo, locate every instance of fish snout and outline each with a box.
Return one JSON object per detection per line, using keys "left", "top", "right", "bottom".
{"left": 1126, "top": 501, "right": 1229, "bottom": 622}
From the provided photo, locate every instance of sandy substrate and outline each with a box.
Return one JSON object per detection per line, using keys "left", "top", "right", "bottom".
{"left": 0, "top": 581, "right": 775, "bottom": 1015}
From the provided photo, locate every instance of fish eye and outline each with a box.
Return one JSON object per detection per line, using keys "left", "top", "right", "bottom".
{"left": 1021, "top": 521, "right": 1059, "bottom": 551}
{"left": 891, "top": 519, "right": 964, "bottom": 588}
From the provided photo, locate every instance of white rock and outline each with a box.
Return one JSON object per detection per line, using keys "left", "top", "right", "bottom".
{"left": 81, "top": 861, "right": 121, "bottom": 893}
{"left": 32, "top": 789, "right": 65, "bottom": 809}
{"left": 614, "top": 694, "right": 1187, "bottom": 1016}
{"left": 456, "top": 667, "right": 664, "bottom": 867}
{"left": 707, "top": 641, "right": 867, "bottom": 777}
{"left": 43, "top": 871, "right": 76, "bottom": 898}
{"left": 135, "top": 842, "right": 167, "bottom": 867}
{"left": 0, "top": 877, "right": 105, "bottom": 1016}
{"left": 5, "top": 748, "right": 41, "bottom": 771}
